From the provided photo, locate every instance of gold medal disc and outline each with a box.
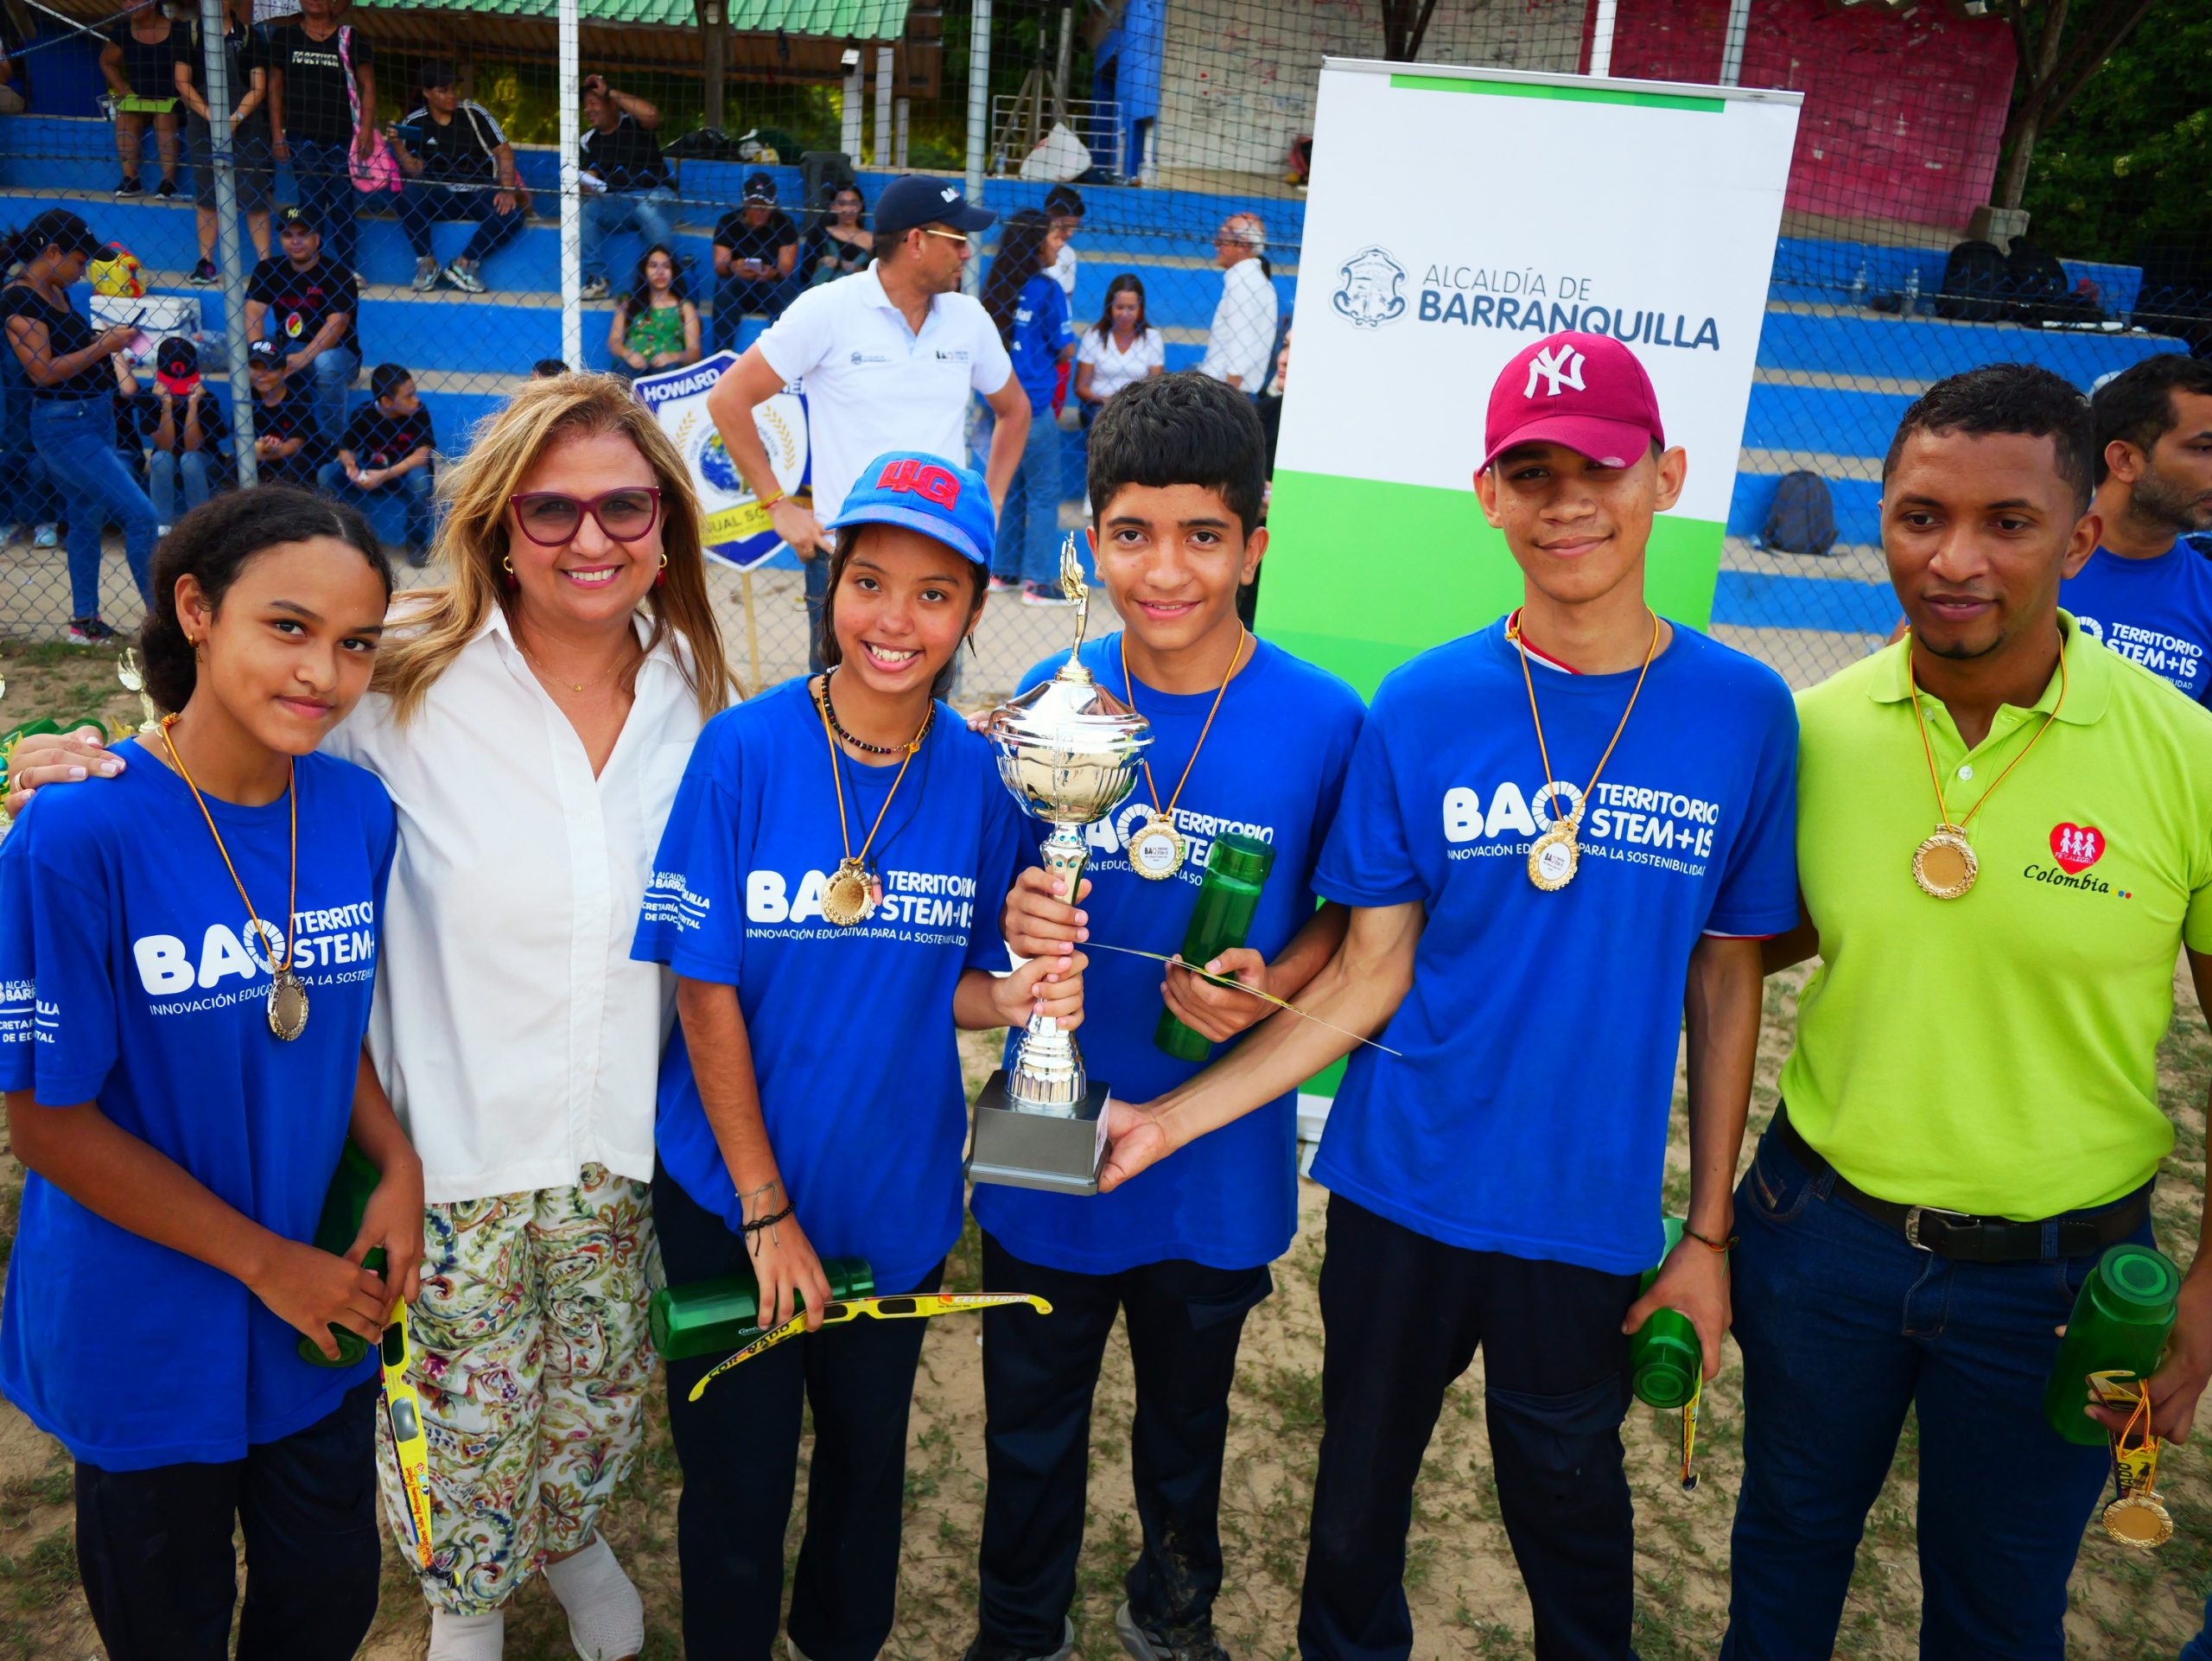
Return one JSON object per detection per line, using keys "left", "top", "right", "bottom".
{"left": 267, "top": 969, "right": 309, "bottom": 1041}
{"left": 2102, "top": 1492, "right": 2174, "bottom": 1550}
{"left": 1528, "top": 820, "right": 1580, "bottom": 892}
{"left": 1913, "top": 826, "right": 1978, "bottom": 900}
{"left": 1129, "top": 818, "right": 1186, "bottom": 881}
{"left": 823, "top": 859, "right": 874, "bottom": 927}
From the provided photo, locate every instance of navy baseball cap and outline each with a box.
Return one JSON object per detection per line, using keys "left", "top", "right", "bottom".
{"left": 829, "top": 451, "right": 995, "bottom": 567}
{"left": 873, "top": 175, "right": 995, "bottom": 239}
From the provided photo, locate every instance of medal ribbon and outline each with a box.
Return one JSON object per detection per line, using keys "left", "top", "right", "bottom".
{"left": 2094, "top": 1371, "right": 2162, "bottom": 1500}
{"left": 687, "top": 1292, "right": 1052, "bottom": 1400}
{"left": 158, "top": 713, "right": 298, "bottom": 981}
{"left": 1503, "top": 608, "right": 1660, "bottom": 830}
{"left": 1904, "top": 623, "right": 2068, "bottom": 838}
{"left": 1679, "top": 1376, "right": 1703, "bottom": 1493}
{"left": 1119, "top": 625, "right": 1248, "bottom": 843}
{"left": 814, "top": 676, "right": 931, "bottom": 878}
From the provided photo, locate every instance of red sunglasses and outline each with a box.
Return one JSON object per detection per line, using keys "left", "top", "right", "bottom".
{"left": 508, "top": 486, "right": 663, "bottom": 545}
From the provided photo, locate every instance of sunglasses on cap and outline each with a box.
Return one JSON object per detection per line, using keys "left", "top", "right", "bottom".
{"left": 509, "top": 486, "right": 663, "bottom": 545}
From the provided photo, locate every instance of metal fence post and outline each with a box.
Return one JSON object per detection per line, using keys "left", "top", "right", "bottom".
{"left": 200, "top": 0, "right": 255, "bottom": 485}
{"left": 558, "top": 0, "right": 582, "bottom": 368}
{"left": 962, "top": 0, "right": 991, "bottom": 300}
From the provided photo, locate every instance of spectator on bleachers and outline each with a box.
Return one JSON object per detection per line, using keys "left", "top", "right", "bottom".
{"left": 577, "top": 72, "right": 672, "bottom": 303}
{"left": 978, "top": 207, "right": 1075, "bottom": 605}
{"left": 139, "top": 336, "right": 225, "bottom": 528}
{"left": 264, "top": 0, "right": 372, "bottom": 273}
{"left": 245, "top": 203, "right": 358, "bottom": 448}
{"left": 1197, "top": 212, "right": 1275, "bottom": 394}
{"left": 175, "top": 0, "right": 272, "bottom": 283}
{"left": 1044, "top": 182, "right": 1082, "bottom": 298}
{"left": 100, "top": 0, "right": 186, "bottom": 200}
{"left": 1072, "top": 272, "right": 1163, "bottom": 429}
{"left": 710, "top": 171, "right": 798, "bottom": 353}
{"left": 806, "top": 181, "right": 872, "bottom": 287}
{"left": 320, "top": 359, "right": 433, "bottom": 563}
{"left": 392, "top": 58, "right": 528, "bottom": 297}
{"left": 531, "top": 357, "right": 568, "bottom": 379}
{"left": 243, "top": 338, "right": 315, "bottom": 484}
{"left": 0, "top": 209, "right": 160, "bottom": 642}
{"left": 609, "top": 244, "right": 699, "bottom": 380}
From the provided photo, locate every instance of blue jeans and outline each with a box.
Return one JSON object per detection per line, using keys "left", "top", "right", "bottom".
{"left": 288, "top": 137, "right": 359, "bottom": 274}
{"left": 712, "top": 271, "right": 802, "bottom": 353}
{"left": 581, "top": 186, "right": 678, "bottom": 283}
{"left": 317, "top": 461, "right": 435, "bottom": 550}
{"left": 290, "top": 347, "right": 359, "bottom": 450}
{"left": 804, "top": 548, "right": 830, "bottom": 676}
{"left": 146, "top": 449, "right": 214, "bottom": 524}
{"left": 31, "top": 398, "right": 157, "bottom": 618}
{"left": 2184, "top": 1606, "right": 2212, "bottom": 1661}
{"left": 1723, "top": 1125, "right": 2149, "bottom": 1661}
{"left": 979, "top": 403, "right": 1063, "bottom": 586}
{"left": 397, "top": 182, "right": 526, "bottom": 266}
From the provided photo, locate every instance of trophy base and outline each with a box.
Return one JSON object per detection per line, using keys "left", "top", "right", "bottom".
{"left": 967, "top": 1071, "right": 1111, "bottom": 1195}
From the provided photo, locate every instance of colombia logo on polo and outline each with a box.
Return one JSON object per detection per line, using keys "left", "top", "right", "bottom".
{"left": 2024, "top": 820, "right": 2133, "bottom": 898}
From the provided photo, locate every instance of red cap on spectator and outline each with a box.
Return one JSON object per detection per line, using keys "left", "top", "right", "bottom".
{"left": 1479, "top": 332, "right": 1666, "bottom": 474}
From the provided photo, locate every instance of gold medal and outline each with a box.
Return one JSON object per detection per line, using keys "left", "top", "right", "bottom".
{"left": 1129, "top": 816, "right": 1186, "bottom": 881}
{"left": 1528, "top": 818, "right": 1580, "bottom": 892}
{"left": 2102, "top": 1492, "right": 2174, "bottom": 1550}
{"left": 2093, "top": 1371, "right": 2174, "bottom": 1550}
{"left": 822, "top": 857, "right": 875, "bottom": 927}
{"left": 1912, "top": 825, "right": 1978, "bottom": 900}
{"left": 267, "top": 969, "right": 309, "bottom": 1041}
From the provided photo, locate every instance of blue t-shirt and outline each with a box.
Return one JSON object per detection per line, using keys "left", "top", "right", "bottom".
{"left": 632, "top": 678, "right": 1027, "bottom": 1295}
{"left": 2060, "top": 542, "right": 2212, "bottom": 704}
{"left": 1312, "top": 620, "right": 1799, "bottom": 1276}
{"left": 970, "top": 634, "right": 1366, "bottom": 1274}
{"left": 1007, "top": 273, "right": 1072, "bottom": 412}
{"left": 0, "top": 741, "right": 395, "bottom": 1470}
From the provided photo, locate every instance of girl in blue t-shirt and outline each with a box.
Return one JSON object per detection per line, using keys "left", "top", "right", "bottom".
{"left": 632, "top": 449, "right": 1080, "bottom": 1661}
{"left": 977, "top": 208, "right": 1075, "bottom": 601}
{"left": 0, "top": 487, "right": 422, "bottom": 1661}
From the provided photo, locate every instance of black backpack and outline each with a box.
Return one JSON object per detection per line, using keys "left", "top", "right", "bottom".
{"left": 1936, "top": 240, "right": 2007, "bottom": 322}
{"left": 1761, "top": 471, "right": 1840, "bottom": 557}
{"left": 2005, "top": 241, "right": 2071, "bottom": 325}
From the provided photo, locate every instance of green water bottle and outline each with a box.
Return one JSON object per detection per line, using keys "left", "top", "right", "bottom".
{"left": 2043, "top": 1243, "right": 2179, "bottom": 1446}
{"left": 1628, "top": 1217, "right": 1702, "bottom": 1410}
{"left": 297, "top": 1137, "right": 388, "bottom": 1369}
{"left": 649, "top": 1257, "right": 875, "bottom": 1360}
{"left": 1155, "top": 832, "right": 1277, "bottom": 1064}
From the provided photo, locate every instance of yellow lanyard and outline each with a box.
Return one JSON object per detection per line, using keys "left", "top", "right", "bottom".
{"left": 158, "top": 715, "right": 296, "bottom": 976}
{"left": 814, "top": 675, "right": 931, "bottom": 871}
{"left": 1503, "top": 607, "right": 1659, "bottom": 824}
{"left": 1119, "top": 626, "right": 1247, "bottom": 829}
{"left": 1904, "top": 627, "right": 2068, "bottom": 832}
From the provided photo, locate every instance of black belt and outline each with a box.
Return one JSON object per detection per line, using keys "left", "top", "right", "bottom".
{"left": 1770, "top": 1109, "right": 2147, "bottom": 1263}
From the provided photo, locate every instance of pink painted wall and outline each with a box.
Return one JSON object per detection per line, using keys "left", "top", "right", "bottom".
{"left": 1584, "top": 0, "right": 2018, "bottom": 232}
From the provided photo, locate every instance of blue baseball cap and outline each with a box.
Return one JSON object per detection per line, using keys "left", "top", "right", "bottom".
{"left": 873, "top": 175, "right": 995, "bottom": 238}
{"left": 829, "top": 451, "right": 995, "bottom": 568}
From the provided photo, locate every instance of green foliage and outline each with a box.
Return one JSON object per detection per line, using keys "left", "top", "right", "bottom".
{"left": 2020, "top": 0, "right": 2212, "bottom": 265}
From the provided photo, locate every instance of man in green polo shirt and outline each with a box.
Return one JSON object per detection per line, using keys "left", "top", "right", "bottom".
{"left": 1723, "top": 363, "right": 2212, "bottom": 1660}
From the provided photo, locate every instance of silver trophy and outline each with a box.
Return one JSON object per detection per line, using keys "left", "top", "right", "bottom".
{"left": 970, "top": 538, "right": 1152, "bottom": 1194}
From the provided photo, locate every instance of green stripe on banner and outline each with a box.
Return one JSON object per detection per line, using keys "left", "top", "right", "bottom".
{"left": 1255, "top": 470, "right": 1726, "bottom": 701}
{"left": 1389, "top": 73, "right": 1726, "bottom": 113}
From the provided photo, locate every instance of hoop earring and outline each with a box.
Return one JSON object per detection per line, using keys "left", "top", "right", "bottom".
{"left": 656, "top": 551, "right": 668, "bottom": 589}
{"left": 501, "top": 553, "right": 517, "bottom": 590}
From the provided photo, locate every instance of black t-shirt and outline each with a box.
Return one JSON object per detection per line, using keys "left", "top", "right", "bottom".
{"left": 123, "top": 388, "right": 230, "bottom": 451}
{"left": 713, "top": 208, "right": 798, "bottom": 276}
{"left": 181, "top": 22, "right": 268, "bottom": 133}
{"left": 580, "top": 113, "right": 668, "bottom": 194}
{"left": 342, "top": 403, "right": 434, "bottom": 469}
{"left": 264, "top": 19, "right": 367, "bottom": 147}
{"left": 0, "top": 284, "right": 110, "bottom": 400}
{"left": 110, "top": 19, "right": 188, "bottom": 102}
{"left": 250, "top": 389, "right": 320, "bottom": 482}
{"left": 395, "top": 100, "right": 504, "bottom": 185}
{"left": 247, "top": 255, "right": 359, "bottom": 356}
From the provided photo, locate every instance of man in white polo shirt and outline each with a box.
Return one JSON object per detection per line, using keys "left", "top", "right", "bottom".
{"left": 708, "top": 175, "right": 1033, "bottom": 671}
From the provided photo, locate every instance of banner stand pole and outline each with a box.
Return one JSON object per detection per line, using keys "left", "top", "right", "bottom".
{"left": 740, "top": 572, "right": 763, "bottom": 693}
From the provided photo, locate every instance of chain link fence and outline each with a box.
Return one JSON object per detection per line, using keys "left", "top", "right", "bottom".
{"left": 0, "top": 0, "right": 2201, "bottom": 700}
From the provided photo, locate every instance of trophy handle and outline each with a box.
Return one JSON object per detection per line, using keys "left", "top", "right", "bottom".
{"left": 1007, "top": 824, "right": 1090, "bottom": 1116}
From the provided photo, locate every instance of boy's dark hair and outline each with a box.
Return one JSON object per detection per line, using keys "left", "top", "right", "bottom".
{"left": 531, "top": 359, "right": 569, "bottom": 379}
{"left": 1882, "top": 362, "right": 2096, "bottom": 513}
{"left": 139, "top": 487, "right": 390, "bottom": 713}
{"left": 1044, "top": 184, "right": 1084, "bottom": 220}
{"left": 2091, "top": 354, "right": 2212, "bottom": 481}
{"left": 370, "top": 361, "right": 413, "bottom": 403}
{"left": 1086, "top": 372, "right": 1267, "bottom": 538}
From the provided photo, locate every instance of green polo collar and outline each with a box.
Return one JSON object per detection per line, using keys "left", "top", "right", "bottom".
{"left": 1866, "top": 609, "right": 2110, "bottom": 728}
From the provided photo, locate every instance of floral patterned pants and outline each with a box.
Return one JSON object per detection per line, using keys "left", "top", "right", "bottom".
{"left": 377, "top": 1164, "right": 660, "bottom": 1614}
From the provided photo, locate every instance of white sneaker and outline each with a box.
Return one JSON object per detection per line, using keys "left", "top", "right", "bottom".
{"left": 0, "top": 522, "right": 20, "bottom": 546}
{"left": 411, "top": 256, "right": 440, "bottom": 293}
{"left": 580, "top": 275, "right": 611, "bottom": 301}
{"left": 32, "top": 524, "right": 58, "bottom": 549}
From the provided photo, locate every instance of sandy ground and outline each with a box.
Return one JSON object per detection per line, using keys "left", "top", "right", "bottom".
{"left": 2, "top": 641, "right": 2210, "bottom": 1658}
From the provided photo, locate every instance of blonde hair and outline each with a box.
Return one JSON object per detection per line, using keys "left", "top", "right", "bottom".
{"left": 373, "top": 372, "right": 734, "bottom": 723}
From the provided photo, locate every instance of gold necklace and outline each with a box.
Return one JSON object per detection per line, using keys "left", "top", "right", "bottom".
{"left": 518, "top": 634, "right": 633, "bottom": 694}
{"left": 1117, "top": 626, "right": 1247, "bottom": 881}
{"left": 1504, "top": 606, "right": 1661, "bottom": 892}
{"left": 1904, "top": 627, "right": 2068, "bottom": 900}
{"left": 813, "top": 678, "right": 932, "bottom": 926}
{"left": 157, "top": 715, "right": 308, "bottom": 1040}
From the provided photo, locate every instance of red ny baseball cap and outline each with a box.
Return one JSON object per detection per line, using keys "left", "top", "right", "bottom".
{"left": 1480, "top": 331, "right": 1666, "bottom": 474}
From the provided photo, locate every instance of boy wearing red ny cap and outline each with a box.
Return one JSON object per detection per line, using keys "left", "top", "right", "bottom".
{"left": 1104, "top": 331, "right": 1799, "bottom": 1659}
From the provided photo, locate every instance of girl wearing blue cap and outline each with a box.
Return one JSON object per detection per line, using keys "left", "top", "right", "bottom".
{"left": 632, "top": 449, "right": 1083, "bottom": 1661}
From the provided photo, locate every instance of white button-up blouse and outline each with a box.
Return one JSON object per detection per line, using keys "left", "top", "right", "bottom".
{"left": 325, "top": 607, "right": 709, "bottom": 1204}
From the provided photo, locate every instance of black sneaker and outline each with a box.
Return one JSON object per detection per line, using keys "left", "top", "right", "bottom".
{"left": 1116, "top": 1603, "right": 1230, "bottom": 1661}
{"left": 154, "top": 176, "right": 178, "bottom": 199}
{"left": 959, "top": 1620, "right": 1073, "bottom": 1661}
{"left": 67, "top": 615, "right": 119, "bottom": 643}
{"left": 190, "top": 257, "right": 219, "bottom": 286}
{"left": 113, "top": 176, "right": 143, "bottom": 198}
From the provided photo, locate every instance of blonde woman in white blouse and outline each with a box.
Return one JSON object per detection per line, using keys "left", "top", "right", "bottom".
{"left": 1072, "top": 272, "right": 1166, "bottom": 426}
{"left": 3, "top": 373, "right": 734, "bottom": 1661}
